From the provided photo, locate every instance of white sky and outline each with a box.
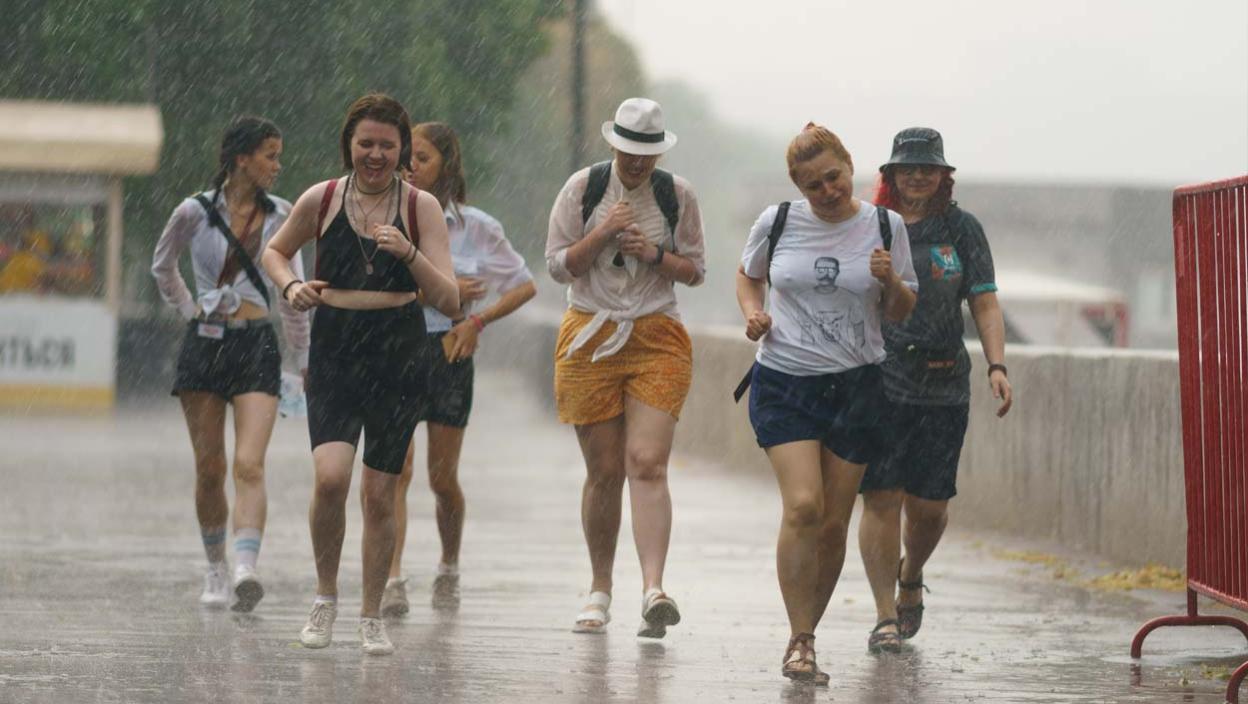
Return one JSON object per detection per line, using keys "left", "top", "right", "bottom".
{"left": 598, "top": 0, "right": 1248, "bottom": 184}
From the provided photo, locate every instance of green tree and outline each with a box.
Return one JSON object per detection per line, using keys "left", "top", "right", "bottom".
{"left": 0, "top": 0, "right": 562, "bottom": 309}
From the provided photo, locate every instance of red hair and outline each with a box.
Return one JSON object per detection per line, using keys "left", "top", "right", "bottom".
{"left": 874, "top": 167, "right": 956, "bottom": 216}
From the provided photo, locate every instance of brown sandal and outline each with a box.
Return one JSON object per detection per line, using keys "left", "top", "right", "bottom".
{"left": 897, "top": 556, "right": 930, "bottom": 640}
{"left": 782, "top": 632, "right": 830, "bottom": 685}
{"left": 868, "top": 619, "right": 903, "bottom": 654}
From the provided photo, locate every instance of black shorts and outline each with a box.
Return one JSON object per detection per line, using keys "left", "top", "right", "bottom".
{"left": 306, "top": 303, "right": 429, "bottom": 475}
{"left": 172, "top": 320, "right": 280, "bottom": 400}
{"left": 747, "top": 362, "right": 889, "bottom": 466}
{"left": 860, "top": 402, "right": 969, "bottom": 501}
{"left": 414, "top": 332, "right": 474, "bottom": 428}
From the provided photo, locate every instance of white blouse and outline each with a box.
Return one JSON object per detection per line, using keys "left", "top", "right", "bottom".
{"left": 150, "top": 189, "right": 310, "bottom": 368}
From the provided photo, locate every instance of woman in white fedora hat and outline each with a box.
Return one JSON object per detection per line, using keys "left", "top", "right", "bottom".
{"left": 545, "top": 97, "right": 706, "bottom": 638}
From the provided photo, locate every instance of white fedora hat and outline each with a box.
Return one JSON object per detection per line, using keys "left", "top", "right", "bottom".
{"left": 601, "top": 97, "right": 677, "bottom": 156}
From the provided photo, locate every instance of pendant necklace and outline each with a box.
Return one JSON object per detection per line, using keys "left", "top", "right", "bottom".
{"left": 349, "top": 172, "right": 398, "bottom": 275}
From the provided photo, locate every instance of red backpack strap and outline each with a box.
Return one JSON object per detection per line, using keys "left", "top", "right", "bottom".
{"left": 406, "top": 186, "right": 420, "bottom": 249}
{"left": 316, "top": 178, "right": 338, "bottom": 237}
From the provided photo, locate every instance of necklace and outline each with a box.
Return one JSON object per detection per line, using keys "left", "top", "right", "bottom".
{"left": 347, "top": 172, "right": 398, "bottom": 275}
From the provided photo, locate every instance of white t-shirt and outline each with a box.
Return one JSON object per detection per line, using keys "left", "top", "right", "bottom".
{"left": 741, "top": 200, "right": 918, "bottom": 376}
{"left": 423, "top": 205, "right": 534, "bottom": 333}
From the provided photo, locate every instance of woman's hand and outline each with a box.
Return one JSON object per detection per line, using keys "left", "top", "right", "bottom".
{"left": 288, "top": 280, "right": 328, "bottom": 312}
{"left": 869, "top": 248, "right": 899, "bottom": 285}
{"left": 457, "top": 276, "right": 487, "bottom": 303}
{"left": 372, "top": 224, "right": 414, "bottom": 261}
{"left": 597, "top": 202, "right": 636, "bottom": 238}
{"left": 990, "top": 370, "right": 1013, "bottom": 417}
{"left": 617, "top": 226, "right": 657, "bottom": 261}
{"left": 445, "top": 319, "right": 480, "bottom": 362}
{"left": 745, "top": 310, "right": 772, "bottom": 341}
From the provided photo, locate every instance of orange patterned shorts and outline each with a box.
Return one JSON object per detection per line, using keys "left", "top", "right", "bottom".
{"left": 554, "top": 309, "right": 693, "bottom": 425}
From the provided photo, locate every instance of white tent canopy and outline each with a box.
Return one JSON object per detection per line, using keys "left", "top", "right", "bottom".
{"left": 0, "top": 100, "right": 162, "bottom": 176}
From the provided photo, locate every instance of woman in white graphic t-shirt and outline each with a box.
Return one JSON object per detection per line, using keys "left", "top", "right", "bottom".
{"left": 735, "top": 123, "right": 918, "bottom": 685}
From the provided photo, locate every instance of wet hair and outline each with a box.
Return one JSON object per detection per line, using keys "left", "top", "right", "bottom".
{"left": 340, "top": 93, "right": 412, "bottom": 171}
{"left": 210, "top": 115, "right": 281, "bottom": 210}
{"left": 413, "top": 121, "right": 468, "bottom": 210}
{"left": 874, "top": 167, "right": 956, "bottom": 217}
{"left": 786, "top": 122, "right": 853, "bottom": 183}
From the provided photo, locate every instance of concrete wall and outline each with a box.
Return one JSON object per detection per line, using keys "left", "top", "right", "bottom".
{"left": 479, "top": 309, "right": 1186, "bottom": 569}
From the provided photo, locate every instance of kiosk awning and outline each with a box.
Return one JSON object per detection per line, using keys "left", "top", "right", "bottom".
{"left": 0, "top": 100, "right": 162, "bottom": 175}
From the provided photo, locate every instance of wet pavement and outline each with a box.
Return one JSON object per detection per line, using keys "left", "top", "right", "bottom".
{"left": 1, "top": 370, "right": 1244, "bottom": 703}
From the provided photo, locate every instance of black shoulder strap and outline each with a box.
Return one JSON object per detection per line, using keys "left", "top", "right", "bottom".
{"left": 765, "top": 202, "right": 791, "bottom": 285}
{"left": 580, "top": 161, "right": 613, "bottom": 224}
{"left": 194, "top": 193, "right": 271, "bottom": 307}
{"left": 649, "top": 168, "right": 680, "bottom": 251}
{"left": 876, "top": 205, "right": 892, "bottom": 251}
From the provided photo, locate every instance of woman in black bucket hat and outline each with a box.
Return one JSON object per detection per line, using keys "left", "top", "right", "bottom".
{"left": 857, "top": 127, "right": 1014, "bottom": 653}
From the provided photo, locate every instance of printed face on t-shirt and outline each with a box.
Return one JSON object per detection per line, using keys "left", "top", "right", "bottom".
{"left": 814, "top": 256, "right": 841, "bottom": 292}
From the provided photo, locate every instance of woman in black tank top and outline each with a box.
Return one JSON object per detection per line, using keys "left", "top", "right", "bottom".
{"left": 261, "top": 93, "right": 458, "bottom": 656}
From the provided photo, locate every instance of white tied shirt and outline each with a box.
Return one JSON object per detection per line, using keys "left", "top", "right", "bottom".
{"left": 545, "top": 166, "right": 706, "bottom": 361}
{"left": 741, "top": 200, "right": 918, "bottom": 375}
{"left": 422, "top": 205, "right": 534, "bottom": 333}
{"left": 150, "top": 190, "right": 311, "bottom": 368}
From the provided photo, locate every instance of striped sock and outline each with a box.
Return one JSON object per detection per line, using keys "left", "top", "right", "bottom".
{"left": 234, "top": 528, "right": 262, "bottom": 570}
{"left": 201, "top": 525, "right": 227, "bottom": 565}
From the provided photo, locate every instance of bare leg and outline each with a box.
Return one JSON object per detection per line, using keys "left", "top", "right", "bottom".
{"left": 766, "top": 440, "right": 825, "bottom": 636}
{"left": 810, "top": 448, "right": 867, "bottom": 631}
{"left": 899, "top": 494, "right": 949, "bottom": 608}
{"left": 386, "top": 437, "right": 418, "bottom": 579}
{"left": 856, "top": 488, "right": 904, "bottom": 629}
{"left": 230, "top": 392, "right": 278, "bottom": 534}
{"left": 426, "top": 423, "right": 467, "bottom": 567}
{"left": 575, "top": 416, "right": 626, "bottom": 597}
{"left": 622, "top": 396, "right": 677, "bottom": 593}
{"left": 360, "top": 466, "right": 399, "bottom": 618}
{"left": 180, "top": 392, "right": 229, "bottom": 560}
{"left": 310, "top": 442, "right": 356, "bottom": 598}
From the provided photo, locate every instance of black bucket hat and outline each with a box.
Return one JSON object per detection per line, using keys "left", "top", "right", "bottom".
{"left": 880, "top": 127, "right": 954, "bottom": 172}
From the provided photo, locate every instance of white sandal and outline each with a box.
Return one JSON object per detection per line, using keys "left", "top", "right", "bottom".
{"left": 638, "top": 587, "right": 680, "bottom": 638}
{"left": 572, "top": 591, "right": 611, "bottom": 634}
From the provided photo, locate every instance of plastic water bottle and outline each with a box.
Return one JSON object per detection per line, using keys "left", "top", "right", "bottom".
{"left": 279, "top": 371, "right": 307, "bottom": 418}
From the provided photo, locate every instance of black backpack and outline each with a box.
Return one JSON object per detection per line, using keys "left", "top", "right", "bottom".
{"left": 731, "top": 203, "right": 894, "bottom": 402}
{"left": 581, "top": 161, "right": 680, "bottom": 253}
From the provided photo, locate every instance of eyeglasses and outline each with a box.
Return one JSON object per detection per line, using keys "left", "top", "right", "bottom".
{"left": 894, "top": 164, "right": 943, "bottom": 176}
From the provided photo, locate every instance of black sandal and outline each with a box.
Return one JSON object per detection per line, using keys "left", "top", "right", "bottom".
{"left": 896, "top": 556, "right": 931, "bottom": 640}
{"left": 868, "top": 619, "right": 902, "bottom": 654}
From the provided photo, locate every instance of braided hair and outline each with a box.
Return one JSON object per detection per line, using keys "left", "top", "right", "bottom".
{"left": 210, "top": 115, "right": 282, "bottom": 212}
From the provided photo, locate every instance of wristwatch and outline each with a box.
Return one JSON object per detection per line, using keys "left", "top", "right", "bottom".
{"left": 987, "top": 363, "right": 1008, "bottom": 378}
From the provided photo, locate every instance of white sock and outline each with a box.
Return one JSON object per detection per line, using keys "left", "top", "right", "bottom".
{"left": 233, "top": 528, "right": 262, "bottom": 570}
{"left": 314, "top": 594, "right": 337, "bottom": 605}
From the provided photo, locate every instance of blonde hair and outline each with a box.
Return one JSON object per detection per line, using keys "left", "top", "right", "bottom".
{"left": 786, "top": 122, "right": 853, "bottom": 182}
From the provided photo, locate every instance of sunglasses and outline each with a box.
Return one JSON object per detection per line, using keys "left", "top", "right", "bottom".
{"left": 894, "top": 164, "right": 943, "bottom": 176}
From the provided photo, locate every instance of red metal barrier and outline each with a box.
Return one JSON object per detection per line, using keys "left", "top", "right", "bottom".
{"left": 1132, "top": 174, "right": 1248, "bottom": 703}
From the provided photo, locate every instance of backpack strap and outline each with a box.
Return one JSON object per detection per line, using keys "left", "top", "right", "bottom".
{"left": 316, "top": 178, "right": 338, "bottom": 237}
{"left": 876, "top": 205, "right": 892, "bottom": 251}
{"left": 193, "top": 193, "right": 271, "bottom": 308}
{"left": 406, "top": 185, "right": 420, "bottom": 249}
{"left": 765, "top": 202, "right": 792, "bottom": 285}
{"left": 649, "top": 168, "right": 680, "bottom": 251}
{"left": 580, "top": 161, "right": 613, "bottom": 224}
{"left": 733, "top": 201, "right": 792, "bottom": 403}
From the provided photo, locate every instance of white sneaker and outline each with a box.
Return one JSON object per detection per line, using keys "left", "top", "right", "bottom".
{"left": 231, "top": 564, "right": 265, "bottom": 613}
{"left": 300, "top": 600, "right": 338, "bottom": 649}
{"left": 359, "top": 617, "right": 394, "bottom": 655}
{"left": 380, "top": 578, "right": 409, "bottom": 618}
{"left": 431, "top": 563, "right": 460, "bottom": 610}
{"left": 199, "top": 563, "right": 229, "bottom": 609}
